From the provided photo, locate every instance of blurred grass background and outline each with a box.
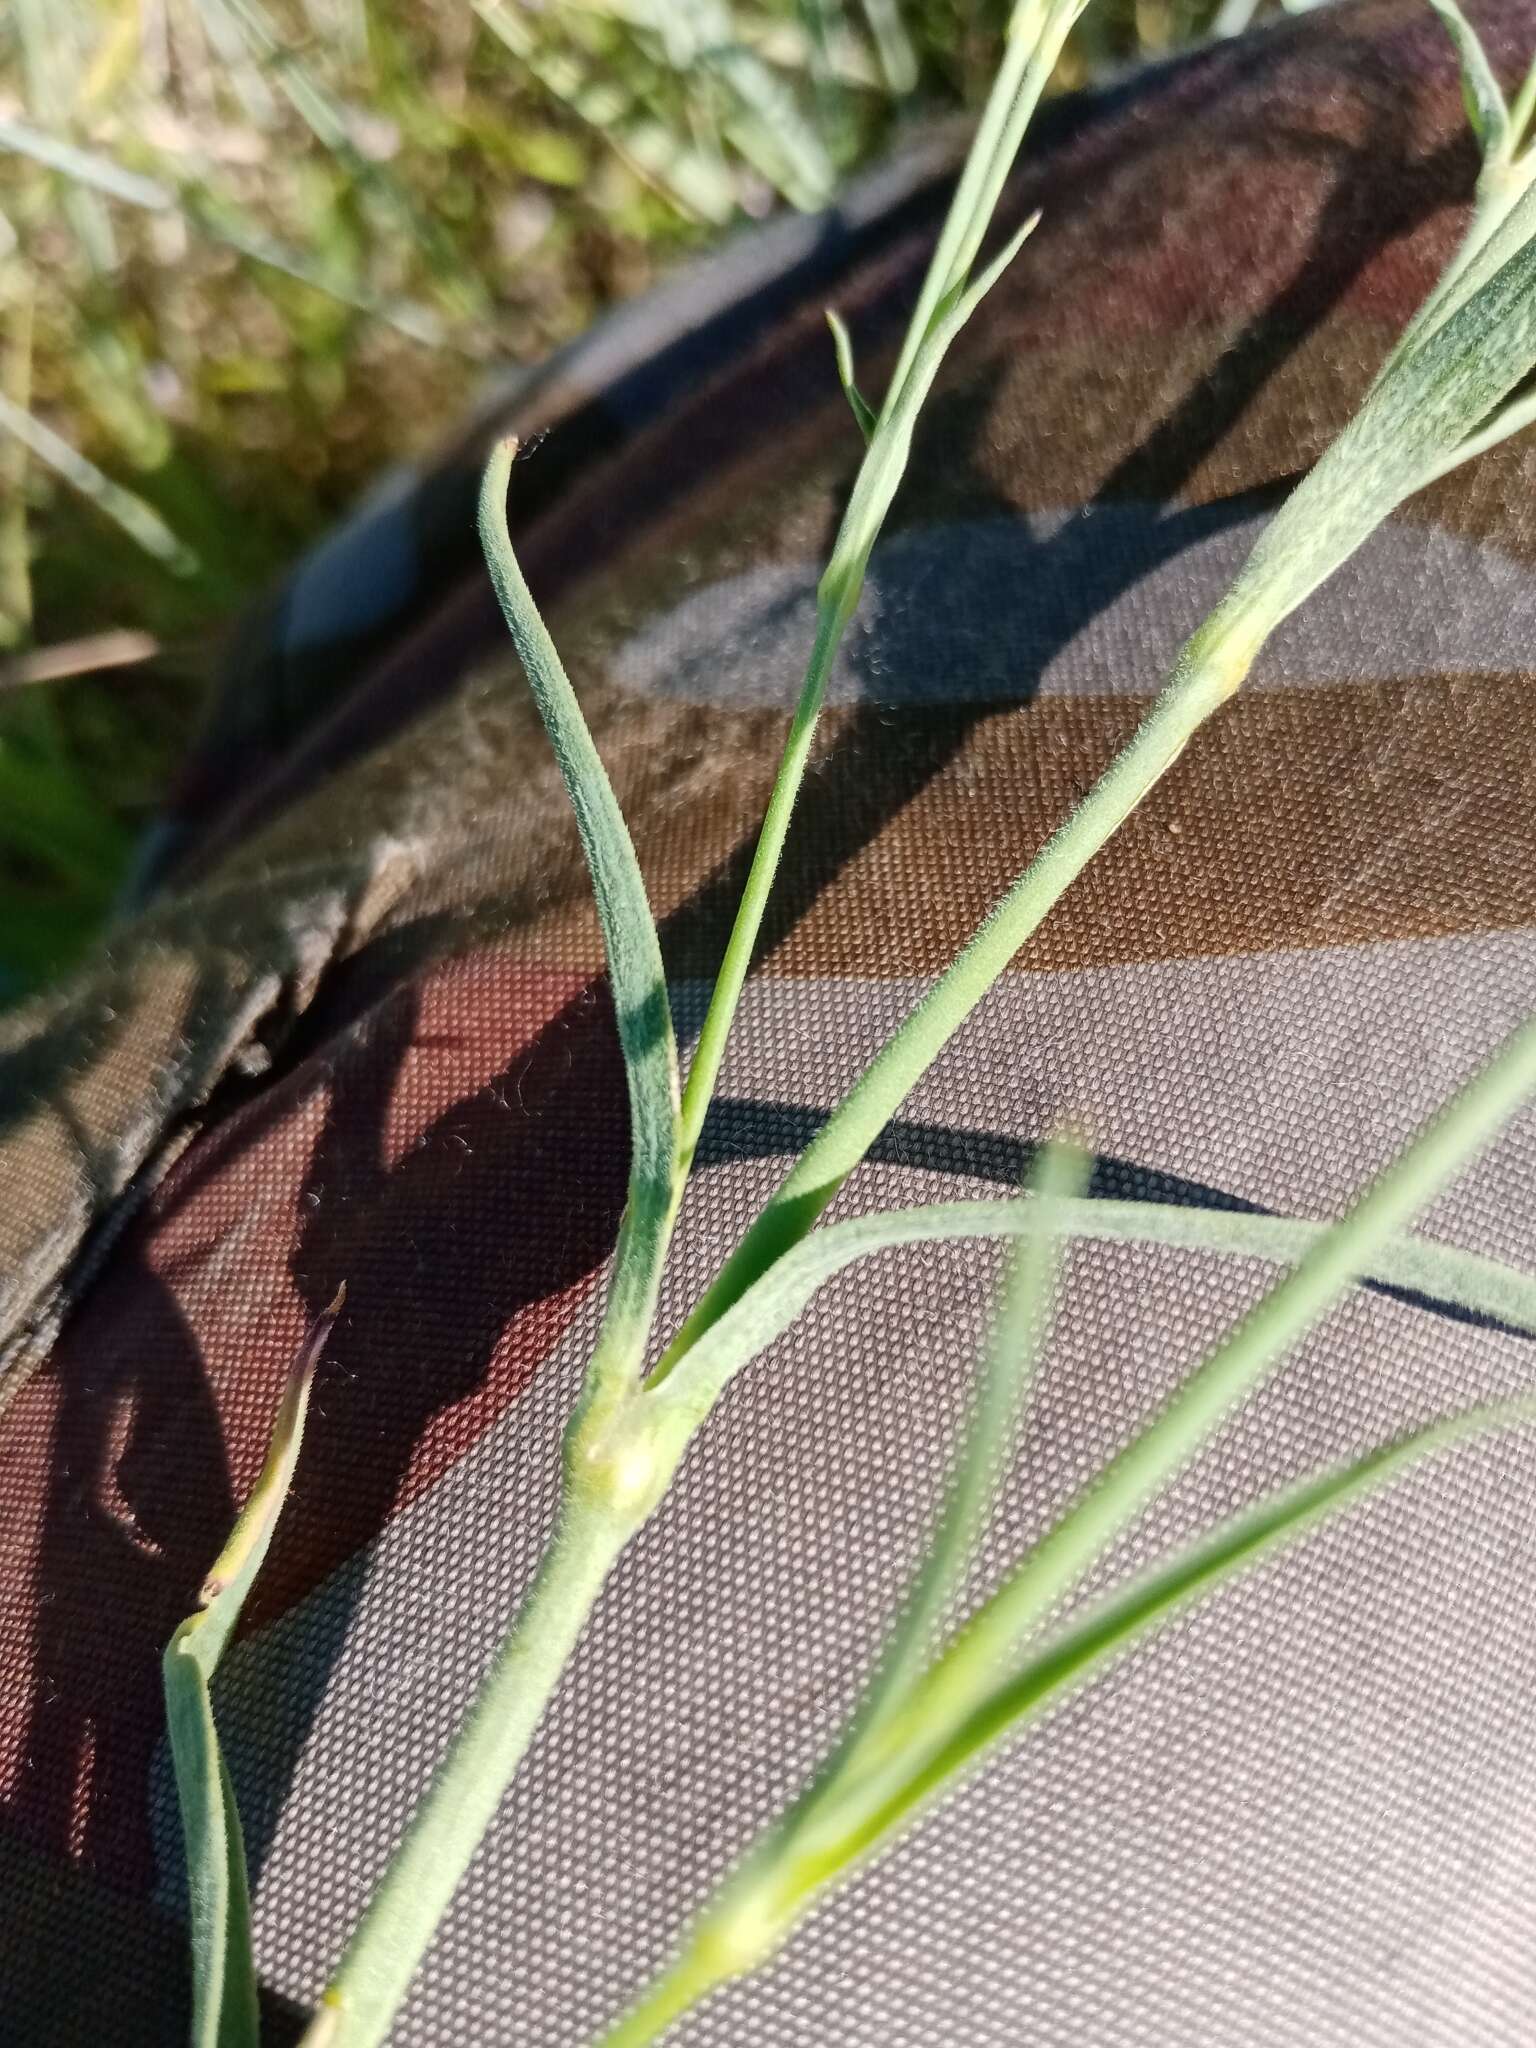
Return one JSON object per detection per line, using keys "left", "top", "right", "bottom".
{"left": 0, "top": 0, "right": 1288, "bottom": 993}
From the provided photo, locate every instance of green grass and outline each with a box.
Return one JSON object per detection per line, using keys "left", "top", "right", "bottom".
{"left": 0, "top": 0, "right": 1260, "bottom": 996}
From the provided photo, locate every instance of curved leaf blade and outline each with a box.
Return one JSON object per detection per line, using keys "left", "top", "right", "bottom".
{"left": 163, "top": 1290, "right": 342, "bottom": 2048}
{"left": 479, "top": 444, "right": 680, "bottom": 1369}
{"left": 651, "top": 1185, "right": 1536, "bottom": 1419}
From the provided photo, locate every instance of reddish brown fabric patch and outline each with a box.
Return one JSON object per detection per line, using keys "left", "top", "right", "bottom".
{"left": 0, "top": 956, "right": 627, "bottom": 1891}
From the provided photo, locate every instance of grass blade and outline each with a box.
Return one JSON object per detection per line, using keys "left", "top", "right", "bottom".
{"left": 1512, "top": 53, "right": 1536, "bottom": 147}
{"left": 599, "top": 1019, "right": 1536, "bottom": 2047}
{"left": 802, "top": 1380, "right": 1536, "bottom": 1896}
{"left": 0, "top": 114, "right": 175, "bottom": 209}
{"left": 825, "top": 309, "right": 875, "bottom": 443}
{"left": 0, "top": 389, "right": 196, "bottom": 573}
{"left": 163, "top": 1291, "right": 342, "bottom": 2048}
{"left": 839, "top": 1146, "right": 1085, "bottom": 1752}
{"left": 859, "top": 0, "right": 919, "bottom": 96}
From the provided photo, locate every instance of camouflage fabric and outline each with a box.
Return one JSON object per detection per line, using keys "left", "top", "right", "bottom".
{"left": 5, "top": 3, "right": 1536, "bottom": 2041}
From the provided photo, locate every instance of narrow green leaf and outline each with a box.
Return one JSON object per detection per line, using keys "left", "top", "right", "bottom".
{"left": 0, "top": 389, "right": 197, "bottom": 573}
{"left": 662, "top": 0, "right": 837, "bottom": 210}
{"left": 163, "top": 1290, "right": 342, "bottom": 2048}
{"left": 810, "top": 1380, "right": 1536, "bottom": 1887}
{"left": 650, "top": 1185, "right": 1536, "bottom": 1417}
{"left": 600, "top": 1227, "right": 1536, "bottom": 2048}
{"left": 859, "top": 0, "right": 919, "bottom": 96}
{"left": 0, "top": 113, "right": 175, "bottom": 209}
{"left": 845, "top": 1147, "right": 1087, "bottom": 1752}
{"left": 472, "top": 0, "right": 738, "bottom": 223}
{"left": 1217, "top": 199, "right": 1536, "bottom": 646}
{"left": 886, "top": 1015, "right": 1536, "bottom": 1739}
{"left": 1423, "top": 0, "right": 1510, "bottom": 156}
{"left": 1392, "top": 158, "right": 1536, "bottom": 365}
{"left": 601, "top": 1017, "right": 1536, "bottom": 2047}
{"left": 478, "top": 445, "right": 680, "bottom": 1382}
{"left": 825, "top": 310, "right": 875, "bottom": 444}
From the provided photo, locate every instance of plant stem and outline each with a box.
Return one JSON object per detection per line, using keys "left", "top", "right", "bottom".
{"left": 673, "top": 0, "right": 1085, "bottom": 1177}
{"left": 306, "top": 1483, "right": 643, "bottom": 2047}
{"left": 653, "top": 601, "right": 1260, "bottom": 1380}
{"left": 877, "top": 0, "right": 1082, "bottom": 413}
{"left": 675, "top": 595, "right": 849, "bottom": 1173}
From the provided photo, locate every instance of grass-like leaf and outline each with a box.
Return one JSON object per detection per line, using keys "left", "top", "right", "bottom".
{"left": 0, "top": 112, "right": 175, "bottom": 208}
{"left": 596, "top": 1023, "right": 1536, "bottom": 2047}
{"left": 0, "top": 388, "right": 196, "bottom": 573}
{"left": 835, "top": 1146, "right": 1088, "bottom": 1759}
{"left": 479, "top": 442, "right": 680, "bottom": 1392}
{"left": 648, "top": 1186, "right": 1536, "bottom": 1419}
{"left": 164, "top": 1290, "right": 342, "bottom": 2048}
{"left": 785, "top": 1377, "right": 1536, "bottom": 1912}
{"left": 825, "top": 308, "right": 875, "bottom": 443}
{"left": 858, "top": 0, "right": 919, "bottom": 97}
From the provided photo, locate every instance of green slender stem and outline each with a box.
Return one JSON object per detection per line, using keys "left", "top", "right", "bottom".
{"left": 673, "top": 0, "right": 1082, "bottom": 1176}
{"left": 872, "top": 1009, "right": 1536, "bottom": 1758}
{"left": 878, "top": 0, "right": 1082, "bottom": 412}
{"left": 305, "top": 1488, "right": 641, "bottom": 2048}
{"left": 652, "top": 603, "right": 1258, "bottom": 1381}
{"left": 675, "top": 597, "right": 849, "bottom": 1172}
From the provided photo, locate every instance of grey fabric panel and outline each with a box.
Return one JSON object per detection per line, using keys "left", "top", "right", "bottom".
{"left": 612, "top": 507, "right": 1536, "bottom": 707}
{"left": 180, "top": 930, "right": 1536, "bottom": 2044}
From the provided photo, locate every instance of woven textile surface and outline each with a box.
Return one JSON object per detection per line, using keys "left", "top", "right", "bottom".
{"left": 4, "top": 3, "right": 1536, "bottom": 2041}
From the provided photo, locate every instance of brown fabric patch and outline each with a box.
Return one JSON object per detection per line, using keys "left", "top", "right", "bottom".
{"left": 0, "top": 955, "right": 626, "bottom": 1893}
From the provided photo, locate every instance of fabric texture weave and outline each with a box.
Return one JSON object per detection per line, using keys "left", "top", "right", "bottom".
{"left": 3, "top": 4, "right": 1536, "bottom": 2041}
